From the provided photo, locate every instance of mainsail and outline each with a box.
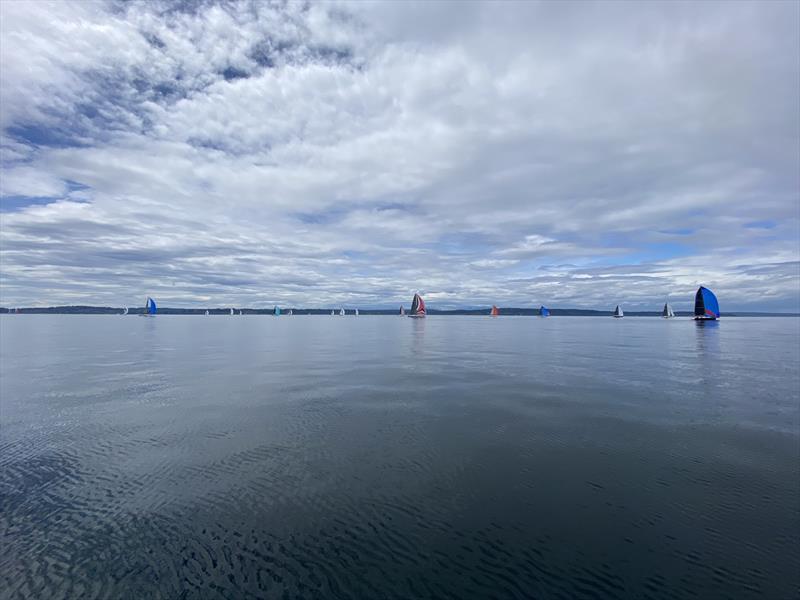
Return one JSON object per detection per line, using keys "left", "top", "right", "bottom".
{"left": 230, "top": 308, "right": 234, "bottom": 316}
{"left": 399, "top": 305, "right": 405, "bottom": 316}
{"left": 490, "top": 305, "right": 499, "bottom": 316}
{"left": 355, "top": 308, "right": 359, "bottom": 316}
{"left": 662, "top": 302, "right": 674, "bottom": 318}
{"left": 274, "top": 305, "right": 281, "bottom": 316}
{"left": 694, "top": 286, "right": 720, "bottom": 320}
{"left": 287, "top": 309, "right": 293, "bottom": 316}
{"left": 540, "top": 305, "right": 550, "bottom": 317}
{"left": 205, "top": 310, "right": 209, "bottom": 316}
{"left": 409, "top": 293, "right": 426, "bottom": 318}
{"left": 123, "top": 306, "right": 129, "bottom": 315}
{"left": 613, "top": 305, "right": 623, "bottom": 318}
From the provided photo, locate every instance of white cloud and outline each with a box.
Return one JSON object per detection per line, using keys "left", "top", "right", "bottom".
{"left": 0, "top": 0, "right": 797, "bottom": 310}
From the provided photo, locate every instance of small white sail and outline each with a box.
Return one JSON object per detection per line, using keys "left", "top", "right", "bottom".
{"left": 613, "top": 305, "right": 624, "bottom": 318}
{"left": 331, "top": 310, "right": 335, "bottom": 316}
{"left": 355, "top": 308, "right": 359, "bottom": 316}
{"left": 339, "top": 308, "right": 345, "bottom": 316}
{"left": 123, "top": 306, "right": 128, "bottom": 315}
{"left": 230, "top": 308, "right": 234, "bottom": 316}
{"left": 239, "top": 310, "right": 243, "bottom": 316}
{"left": 205, "top": 310, "right": 209, "bottom": 316}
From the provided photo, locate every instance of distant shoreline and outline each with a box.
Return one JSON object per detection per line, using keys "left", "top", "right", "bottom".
{"left": 1, "top": 307, "right": 797, "bottom": 317}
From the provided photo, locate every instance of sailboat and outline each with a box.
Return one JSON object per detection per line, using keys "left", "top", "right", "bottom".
{"left": 287, "top": 309, "right": 293, "bottom": 316}
{"left": 122, "top": 306, "right": 129, "bottom": 315}
{"left": 355, "top": 308, "right": 359, "bottom": 316}
{"left": 408, "top": 293, "right": 426, "bottom": 318}
{"left": 205, "top": 310, "right": 209, "bottom": 316}
{"left": 612, "top": 305, "right": 624, "bottom": 318}
{"left": 490, "top": 305, "right": 499, "bottom": 316}
{"left": 230, "top": 308, "right": 235, "bottom": 316}
{"left": 331, "top": 310, "right": 335, "bottom": 316}
{"left": 139, "top": 297, "right": 157, "bottom": 317}
{"left": 274, "top": 305, "right": 281, "bottom": 316}
{"left": 694, "top": 286, "right": 720, "bottom": 320}
{"left": 339, "top": 308, "right": 345, "bottom": 316}
{"left": 539, "top": 305, "right": 550, "bottom": 317}
{"left": 399, "top": 305, "right": 405, "bottom": 316}
{"left": 661, "top": 301, "right": 674, "bottom": 318}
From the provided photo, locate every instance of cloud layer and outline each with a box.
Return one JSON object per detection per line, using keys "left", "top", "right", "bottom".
{"left": 1, "top": 0, "right": 798, "bottom": 310}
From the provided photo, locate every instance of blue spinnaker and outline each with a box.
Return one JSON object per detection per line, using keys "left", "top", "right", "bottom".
{"left": 540, "top": 306, "right": 550, "bottom": 317}
{"left": 274, "top": 305, "right": 281, "bottom": 316}
{"left": 147, "top": 297, "right": 157, "bottom": 314}
{"left": 694, "top": 286, "right": 719, "bottom": 319}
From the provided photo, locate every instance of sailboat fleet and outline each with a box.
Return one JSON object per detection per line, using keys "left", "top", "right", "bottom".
{"left": 97, "top": 286, "right": 720, "bottom": 320}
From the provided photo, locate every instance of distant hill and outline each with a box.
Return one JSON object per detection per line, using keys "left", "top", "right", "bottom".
{"left": 1, "top": 306, "right": 797, "bottom": 317}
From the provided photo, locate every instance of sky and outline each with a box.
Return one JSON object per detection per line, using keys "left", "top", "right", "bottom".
{"left": 0, "top": 0, "right": 798, "bottom": 311}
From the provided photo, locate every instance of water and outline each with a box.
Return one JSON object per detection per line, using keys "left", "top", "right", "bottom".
{"left": 1, "top": 315, "right": 798, "bottom": 599}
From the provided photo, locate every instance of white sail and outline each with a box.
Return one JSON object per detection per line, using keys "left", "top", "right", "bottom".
{"left": 355, "top": 308, "right": 359, "bottom": 316}
{"left": 613, "top": 305, "right": 624, "bottom": 318}
{"left": 662, "top": 302, "right": 674, "bottom": 318}
{"left": 230, "top": 308, "right": 234, "bottom": 316}
{"left": 287, "top": 309, "right": 293, "bottom": 316}
{"left": 123, "top": 306, "right": 128, "bottom": 315}
{"left": 331, "top": 310, "right": 335, "bottom": 316}
{"left": 205, "top": 310, "right": 209, "bottom": 316}
{"left": 339, "top": 308, "right": 345, "bottom": 316}
{"left": 239, "top": 310, "right": 243, "bottom": 315}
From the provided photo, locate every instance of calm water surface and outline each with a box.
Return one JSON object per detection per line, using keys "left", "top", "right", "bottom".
{"left": 1, "top": 316, "right": 798, "bottom": 599}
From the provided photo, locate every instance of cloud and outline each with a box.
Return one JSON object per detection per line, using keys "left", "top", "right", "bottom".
{"left": 0, "top": 0, "right": 798, "bottom": 310}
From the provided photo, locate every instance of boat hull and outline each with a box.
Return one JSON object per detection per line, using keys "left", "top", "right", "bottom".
{"left": 407, "top": 314, "right": 425, "bottom": 318}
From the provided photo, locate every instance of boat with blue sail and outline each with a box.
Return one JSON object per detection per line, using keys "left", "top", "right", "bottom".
{"left": 694, "top": 286, "right": 720, "bottom": 320}
{"left": 408, "top": 293, "right": 426, "bottom": 318}
{"left": 274, "top": 305, "right": 281, "bottom": 316}
{"left": 539, "top": 305, "right": 550, "bottom": 317}
{"left": 140, "top": 297, "right": 156, "bottom": 317}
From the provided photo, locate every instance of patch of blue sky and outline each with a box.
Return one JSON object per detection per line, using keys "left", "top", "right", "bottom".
{"left": 0, "top": 195, "right": 61, "bottom": 212}
{"left": 744, "top": 220, "right": 777, "bottom": 229}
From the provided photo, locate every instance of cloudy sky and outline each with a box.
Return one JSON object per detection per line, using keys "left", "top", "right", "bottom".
{"left": 1, "top": 0, "right": 798, "bottom": 311}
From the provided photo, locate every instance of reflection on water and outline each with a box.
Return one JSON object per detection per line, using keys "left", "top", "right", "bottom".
{"left": 0, "top": 315, "right": 798, "bottom": 599}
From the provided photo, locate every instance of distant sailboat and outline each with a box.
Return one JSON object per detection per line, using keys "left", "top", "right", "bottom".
{"left": 613, "top": 305, "right": 624, "bottom": 318}
{"left": 339, "top": 308, "right": 345, "bottom": 316}
{"left": 355, "top": 308, "right": 359, "bottom": 316}
{"left": 539, "top": 305, "right": 550, "bottom": 317}
{"left": 694, "top": 286, "right": 720, "bottom": 320}
{"left": 399, "top": 305, "right": 405, "bottom": 316}
{"left": 140, "top": 297, "right": 157, "bottom": 317}
{"left": 287, "top": 309, "right": 293, "bottom": 316}
{"left": 408, "top": 293, "right": 426, "bottom": 318}
{"left": 122, "top": 306, "right": 129, "bottom": 315}
{"left": 230, "top": 308, "right": 235, "bottom": 316}
{"left": 274, "top": 305, "right": 281, "bottom": 316}
{"left": 239, "top": 310, "right": 243, "bottom": 316}
{"left": 331, "top": 310, "right": 335, "bottom": 316}
{"left": 205, "top": 310, "right": 209, "bottom": 316}
{"left": 662, "top": 302, "right": 674, "bottom": 319}
{"left": 490, "top": 305, "right": 499, "bottom": 316}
